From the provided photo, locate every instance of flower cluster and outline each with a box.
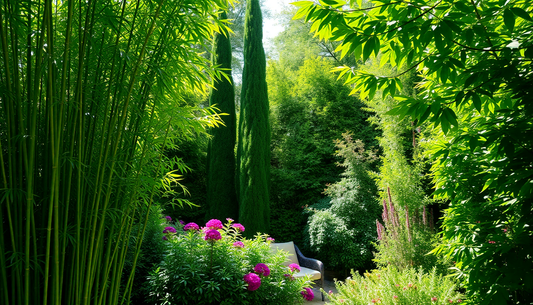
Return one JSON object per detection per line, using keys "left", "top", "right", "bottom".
{"left": 266, "top": 237, "right": 275, "bottom": 242}
{"left": 183, "top": 222, "right": 199, "bottom": 231}
{"left": 204, "top": 229, "right": 222, "bottom": 241}
{"left": 206, "top": 219, "right": 223, "bottom": 230}
{"left": 289, "top": 263, "right": 301, "bottom": 273}
{"left": 254, "top": 263, "right": 270, "bottom": 277}
{"left": 243, "top": 273, "right": 261, "bottom": 291}
{"left": 231, "top": 223, "right": 245, "bottom": 232}
{"left": 164, "top": 216, "right": 172, "bottom": 222}
{"left": 301, "top": 287, "right": 314, "bottom": 301}
{"left": 163, "top": 226, "right": 176, "bottom": 234}
{"left": 233, "top": 241, "right": 245, "bottom": 248}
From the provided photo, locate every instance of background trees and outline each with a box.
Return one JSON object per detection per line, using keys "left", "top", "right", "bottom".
{"left": 0, "top": 0, "right": 231, "bottom": 303}
{"left": 237, "top": 0, "right": 271, "bottom": 237}
{"left": 294, "top": 0, "right": 533, "bottom": 302}
{"left": 206, "top": 11, "right": 238, "bottom": 221}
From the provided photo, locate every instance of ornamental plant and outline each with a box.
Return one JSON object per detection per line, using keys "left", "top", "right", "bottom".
{"left": 327, "top": 267, "right": 464, "bottom": 305}
{"left": 148, "top": 219, "right": 313, "bottom": 304}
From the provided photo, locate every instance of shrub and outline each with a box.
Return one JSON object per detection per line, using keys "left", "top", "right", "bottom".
{"left": 148, "top": 219, "right": 314, "bottom": 305}
{"left": 373, "top": 189, "right": 448, "bottom": 274}
{"left": 327, "top": 267, "right": 465, "bottom": 305}
{"left": 305, "top": 133, "right": 380, "bottom": 271}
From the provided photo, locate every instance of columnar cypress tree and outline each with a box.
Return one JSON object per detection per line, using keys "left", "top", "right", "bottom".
{"left": 237, "top": 0, "right": 270, "bottom": 237}
{"left": 206, "top": 11, "right": 238, "bottom": 220}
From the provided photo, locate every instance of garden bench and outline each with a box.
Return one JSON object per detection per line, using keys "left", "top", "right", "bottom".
{"left": 270, "top": 241, "right": 325, "bottom": 301}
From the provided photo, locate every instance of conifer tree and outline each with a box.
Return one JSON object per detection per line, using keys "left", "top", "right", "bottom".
{"left": 206, "top": 11, "right": 238, "bottom": 220}
{"left": 237, "top": 0, "right": 270, "bottom": 237}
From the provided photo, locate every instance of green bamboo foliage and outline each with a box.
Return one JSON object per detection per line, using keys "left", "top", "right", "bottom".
{"left": 237, "top": 0, "right": 271, "bottom": 237}
{"left": 0, "top": 0, "right": 231, "bottom": 304}
{"left": 206, "top": 10, "right": 238, "bottom": 221}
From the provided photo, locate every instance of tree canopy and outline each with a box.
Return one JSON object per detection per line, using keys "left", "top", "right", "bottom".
{"left": 294, "top": 0, "right": 533, "bottom": 303}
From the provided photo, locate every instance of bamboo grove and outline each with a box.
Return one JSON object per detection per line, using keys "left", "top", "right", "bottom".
{"left": 0, "top": 0, "right": 232, "bottom": 304}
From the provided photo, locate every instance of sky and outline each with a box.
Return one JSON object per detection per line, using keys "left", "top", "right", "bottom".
{"left": 262, "top": 0, "right": 295, "bottom": 47}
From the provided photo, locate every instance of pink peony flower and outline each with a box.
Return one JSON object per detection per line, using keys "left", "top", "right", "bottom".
{"left": 206, "top": 219, "right": 223, "bottom": 229}
{"left": 163, "top": 226, "right": 176, "bottom": 234}
{"left": 183, "top": 222, "right": 199, "bottom": 231}
{"left": 231, "top": 223, "right": 245, "bottom": 232}
{"left": 301, "top": 287, "right": 314, "bottom": 301}
{"left": 243, "top": 273, "right": 261, "bottom": 291}
{"left": 233, "top": 241, "right": 245, "bottom": 248}
{"left": 204, "top": 229, "right": 222, "bottom": 241}
{"left": 289, "top": 263, "right": 301, "bottom": 273}
{"left": 254, "top": 263, "right": 270, "bottom": 277}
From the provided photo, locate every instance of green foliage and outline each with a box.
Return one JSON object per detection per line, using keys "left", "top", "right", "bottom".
{"left": 148, "top": 219, "right": 312, "bottom": 305}
{"left": 305, "top": 133, "right": 380, "bottom": 271}
{"left": 0, "top": 0, "right": 233, "bottom": 303}
{"left": 268, "top": 56, "right": 379, "bottom": 244}
{"left": 237, "top": 0, "right": 271, "bottom": 237}
{"left": 207, "top": 10, "right": 238, "bottom": 221}
{"left": 294, "top": 1, "right": 533, "bottom": 302}
{"left": 327, "top": 267, "right": 465, "bottom": 305}
{"left": 122, "top": 206, "right": 168, "bottom": 305}
{"left": 374, "top": 191, "right": 447, "bottom": 274}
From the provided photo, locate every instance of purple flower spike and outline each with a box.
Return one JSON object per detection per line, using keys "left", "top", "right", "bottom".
{"left": 206, "top": 219, "right": 223, "bottom": 230}
{"left": 231, "top": 223, "right": 245, "bottom": 232}
{"left": 243, "top": 273, "right": 261, "bottom": 291}
{"left": 254, "top": 263, "right": 270, "bottom": 277}
{"left": 301, "top": 287, "right": 314, "bottom": 301}
{"left": 183, "top": 222, "right": 199, "bottom": 231}
{"left": 204, "top": 229, "right": 222, "bottom": 241}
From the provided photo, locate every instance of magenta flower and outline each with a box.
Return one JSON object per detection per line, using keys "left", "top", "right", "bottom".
{"left": 284, "top": 273, "right": 294, "bottom": 281}
{"left": 164, "top": 216, "right": 172, "bottom": 222}
{"left": 243, "top": 273, "right": 261, "bottom": 291}
{"left": 183, "top": 222, "right": 199, "bottom": 231}
{"left": 204, "top": 229, "right": 222, "bottom": 241}
{"left": 162, "top": 236, "right": 168, "bottom": 241}
{"left": 289, "top": 263, "right": 301, "bottom": 273}
{"left": 233, "top": 241, "right": 245, "bottom": 248}
{"left": 266, "top": 237, "right": 275, "bottom": 242}
{"left": 179, "top": 220, "right": 185, "bottom": 225}
{"left": 206, "top": 219, "right": 223, "bottom": 230}
{"left": 231, "top": 223, "right": 245, "bottom": 232}
{"left": 431, "top": 297, "right": 438, "bottom": 302}
{"left": 301, "top": 287, "right": 314, "bottom": 301}
{"left": 163, "top": 226, "right": 176, "bottom": 234}
{"left": 254, "top": 263, "right": 270, "bottom": 277}
{"left": 226, "top": 218, "right": 234, "bottom": 222}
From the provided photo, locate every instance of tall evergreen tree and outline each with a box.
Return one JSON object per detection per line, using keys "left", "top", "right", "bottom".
{"left": 206, "top": 11, "right": 238, "bottom": 220}
{"left": 237, "top": 0, "right": 270, "bottom": 237}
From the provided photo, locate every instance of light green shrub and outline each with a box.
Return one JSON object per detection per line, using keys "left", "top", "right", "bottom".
{"left": 326, "top": 267, "right": 465, "bottom": 305}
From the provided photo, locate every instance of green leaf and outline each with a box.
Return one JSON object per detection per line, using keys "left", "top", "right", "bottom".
{"left": 431, "top": 100, "right": 441, "bottom": 115}
{"left": 418, "top": 106, "right": 432, "bottom": 126}
{"left": 441, "top": 65, "right": 449, "bottom": 84}
{"left": 472, "top": 93, "right": 482, "bottom": 113}
{"left": 511, "top": 7, "right": 532, "bottom": 21}
{"left": 469, "top": 136, "right": 478, "bottom": 152}
{"left": 503, "top": 9, "right": 515, "bottom": 32}
{"left": 443, "top": 108, "right": 459, "bottom": 128}
{"left": 373, "top": 36, "right": 380, "bottom": 57}
{"left": 443, "top": 19, "right": 462, "bottom": 34}
{"left": 291, "top": 1, "right": 315, "bottom": 7}
{"left": 464, "top": 72, "right": 479, "bottom": 89}
{"left": 363, "top": 38, "right": 375, "bottom": 61}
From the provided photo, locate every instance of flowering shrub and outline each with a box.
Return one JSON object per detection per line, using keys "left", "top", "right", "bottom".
{"left": 289, "top": 263, "right": 301, "bottom": 273}
{"left": 183, "top": 222, "right": 199, "bottom": 231}
{"left": 148, "top": 218, "right": 313, "bottom": 304}
{"left": 326, "top": 267, "right": 465, "bottom": 305}
{"left": 301, "top": 287, "right": 314, "bottom": 301}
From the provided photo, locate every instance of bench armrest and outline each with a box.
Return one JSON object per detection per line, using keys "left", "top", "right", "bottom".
{"left": 294, "top": 244, "right": 324, "bottom": 283}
